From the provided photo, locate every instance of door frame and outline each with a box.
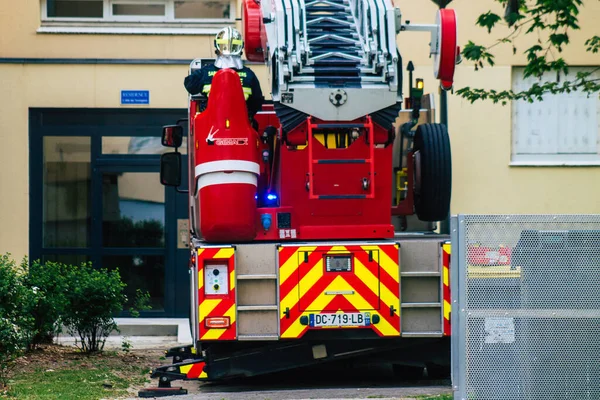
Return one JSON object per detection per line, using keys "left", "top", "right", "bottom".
{"left": 29, "top": 108, "right": 188, "bottom": 318}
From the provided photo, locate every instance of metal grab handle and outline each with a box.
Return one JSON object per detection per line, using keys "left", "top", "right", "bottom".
{"left": 325, "top": 290, "right": 355, "bottom": 295}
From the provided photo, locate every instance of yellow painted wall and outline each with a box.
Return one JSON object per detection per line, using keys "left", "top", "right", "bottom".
{"left": 0, "top": 0, "right": 599, "bottom": 259}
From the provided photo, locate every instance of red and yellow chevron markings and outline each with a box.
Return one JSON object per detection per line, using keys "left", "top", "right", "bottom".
{"left": 198, "top": 247, "right": 236, "bottom": 341}
{"left": 279, "top": 244, "right": 400, "bottom": 339}
{"left": 178, "top": 361, "right": 208, "bottom": 379}
{"left": 442, "top": 242, "right": 451, "bottom": 336}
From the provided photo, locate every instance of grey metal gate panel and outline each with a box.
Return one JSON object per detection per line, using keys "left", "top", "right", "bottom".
{"left": 451, "top": 215, "right": 600, "bottom": 400}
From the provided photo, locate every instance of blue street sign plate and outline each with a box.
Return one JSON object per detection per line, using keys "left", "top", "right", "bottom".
{"left": 121, "top": 90, "right": 150, "bottom": 105}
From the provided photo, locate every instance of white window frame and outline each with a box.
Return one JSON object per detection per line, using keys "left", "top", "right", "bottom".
{"left": 39, "top": 0, "right": 235, "bottom": 34}
{"left": 511, "top": 66, "right": 600, "bottom": 167}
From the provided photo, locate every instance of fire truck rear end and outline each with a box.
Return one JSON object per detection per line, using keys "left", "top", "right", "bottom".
{"left": 146, "top": 0, "right": 459, "bottom": 391}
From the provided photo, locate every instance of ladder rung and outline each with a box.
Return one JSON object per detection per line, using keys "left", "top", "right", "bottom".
{"left": 401, "top": 271, "right": 441, "bottom": 277}
{"left": 313, "top": 123, "right": 365, "bottom": 128}
{"left": 313, "top": 159, "right": 367, "bottom": 164}
{"left": 237, "top": 274, "right": 277, "bottom": 280}
{"left": 315, "top": 76, "right": 361, "bottom": 83}
{"left": 237, "top": 305, "right": 278, "bottom": 311}
{"left": 401, "top": 302, "right": 442, "bottom": 308}
{"left": 237, "top": 334, "right": 279, "bottom": 341}
{"left": 401, "top": 332, "right": 444, "bottom": 338}
{"left": 306, "top": 6, "right": 349, "bottom": 12}
{"left": 318, "top": 194, "right": 367, "bottom": 199}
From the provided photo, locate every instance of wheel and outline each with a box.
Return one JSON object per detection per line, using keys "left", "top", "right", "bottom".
{"left": 413, "top": 123, "right": 452, "bottom": 222}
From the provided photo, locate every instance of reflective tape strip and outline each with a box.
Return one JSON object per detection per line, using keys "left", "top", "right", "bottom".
{"left": 279, "top": 244, "right": 401, "bottom": 339}
{"left": 195, "top": 160, "right": 260, "bottom": 177}
{"left": 198, "top": 171, "right": 257, "bottom": 190}
{"left": 442, "top": 242, "right": 451, "bottom": 336}
{"left": 202, "top": 84, "right": 211, "bottom": 93}
{"left": 198, "top": 247, "right": 237, "bottom": 341}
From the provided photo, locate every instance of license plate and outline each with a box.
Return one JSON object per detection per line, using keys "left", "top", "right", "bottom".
{"left": 309, "top": 312, "right": 371, "bottom": 327}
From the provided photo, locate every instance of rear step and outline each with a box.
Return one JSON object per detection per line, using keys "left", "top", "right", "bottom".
{"left": 146, "top": 338, "right": 411, "bottom": 389}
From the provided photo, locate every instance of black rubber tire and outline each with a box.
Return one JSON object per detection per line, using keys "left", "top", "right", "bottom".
{"left": 413, "top": 123, "right": 452, "bottom": 222}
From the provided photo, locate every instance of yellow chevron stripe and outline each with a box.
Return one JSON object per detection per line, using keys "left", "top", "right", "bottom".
{"left": 327, "top": 246, "right": 348, "bottom": 253}
{"left": 197, "top": 249, "right": 205, "bottom": 257}
{"left": 298, "top": 258, "right": 325, "bottom": 297}
{"left": 340, "top": 279, "right": 398, "bottom": 336}
{"left": 180, "top": 364, "right": 193, "bottom": 374}
{"left": 283, "top": 276, "right": 399, "bottom": 338}
{"left": 444, "top": 299, "right": 451, "bottom": 320}
{"left": 215, "top": 248, "right": 235, "bottom": 259}
{"left": 354, "top": 258, "right": 399, "bottom": 318}
{"left": 230, "top": 268, "right": 236, "bottom": 291}
{"left": 281, "top": 257, "right": 323, "bottom": 317}
{"left": 443, "top": 243, "right": 451, "bottom": 255}
{"left": 353, "top": 258, "right": 379, "bottom": 299}
{"left": 443, "top": 266, "right": 449, "bottom": 287}
{"left": 338, "top": 289, "right": 398, "bottom": 335}
{"left": 360, "top": 246, "right": 399, "bottom": 283}
{"left": 280, "top": 248, "right": 307, "bottom": 285}
{"left": 199, "top": 267, "right": 204, "bottom": 290}
{"left": 283, "top": 276, "right": 346, "bottom": 338}
{"left": 379, "top": 251, "right": 399, "bottom": 283}
{"left": 201, "top": 304, "right": 236, "bottom": 340}
{"left": 199, "top": 299, "right": 222, "bottom": 320}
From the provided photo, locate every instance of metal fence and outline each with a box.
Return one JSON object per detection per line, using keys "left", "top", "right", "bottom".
{"left": 451, "top": 215, "right": 600, "bottom": 400}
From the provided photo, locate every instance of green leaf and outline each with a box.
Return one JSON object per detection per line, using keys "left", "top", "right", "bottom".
{"left": 476, "top": 11, "right": 501, "bottom": 33}
{"left": 586, "top": 36, "right": 600, "bottom": 53}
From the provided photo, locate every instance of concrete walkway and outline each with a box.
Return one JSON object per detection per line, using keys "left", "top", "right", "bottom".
{"left": 55, "top": 318, "right": 192, "bottom": 350}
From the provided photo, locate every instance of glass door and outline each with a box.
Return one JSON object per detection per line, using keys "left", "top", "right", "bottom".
{"left": 93, "top": 165, "right": 170, "bottom": 315}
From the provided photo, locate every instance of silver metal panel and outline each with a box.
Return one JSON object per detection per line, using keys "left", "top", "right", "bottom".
{"left": 401, "top": 277, "right": 441, "bottom": 303}
{"left": 238, "top": 310, "right": 279, "bottom": 336}
{"left": 452, "top": 214, "right": 600, "bottom": 400}
{"left": 190, "top": 256, "right": 199, "bottom": 343}
{"left": 283, "top": 87, "right": 397, "bottom": 121}
{"left": 237, "top": 280, "right": 278, "bottom": 306}
{"left": 177, "top": 219, "right": 190, "bottom": 249}
{"left": 399, "top": 239, "right": 442, "bottom": 273}
{"left": 235, "top": 244, "right": 278, "bottom": 275}
{"left": 400, "top": 307, "right": 442, "bottom": 333}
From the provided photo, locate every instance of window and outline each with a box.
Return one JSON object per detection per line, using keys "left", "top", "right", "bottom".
{"left": 43, "top": 136, "right": 92, "bottom": 248}
{"left": 511, "top": 67, "right": 600, "bottom": 166}
{"left": 40, "top": 0, "right": 234, "bottom": 33}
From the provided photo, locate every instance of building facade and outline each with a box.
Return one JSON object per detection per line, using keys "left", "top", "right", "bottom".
{"left": 0, "top": 0, "right": 598, "bottom": 317}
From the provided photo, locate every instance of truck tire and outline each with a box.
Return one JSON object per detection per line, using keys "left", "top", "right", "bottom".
{"left": 413, "top": 123, "right": 452, "bottom": 222}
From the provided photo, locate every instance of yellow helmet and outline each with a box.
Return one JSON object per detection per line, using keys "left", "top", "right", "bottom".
{"left": 214, "top": 27, "right": 244, "bottom": 56}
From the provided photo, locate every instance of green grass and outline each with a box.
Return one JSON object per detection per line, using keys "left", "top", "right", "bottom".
{"left": 419, "top": 395, "right": 453, "bottom": 400}
{"left": 4, "top": 360, "right": 149, "bottom": 400}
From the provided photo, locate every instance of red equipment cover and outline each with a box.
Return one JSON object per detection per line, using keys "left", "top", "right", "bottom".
{"left": 194, "top": 68, "right": 261, "bottom": 242}
{"left": 434, "top": 9, "right": 458, "bottom": 90}
{"left": 242, "top": 0, "right": 264, "bottom": 62}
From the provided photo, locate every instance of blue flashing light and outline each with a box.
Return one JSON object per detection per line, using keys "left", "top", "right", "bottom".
{"left": 267, "top": 193, "right": 278, "bottom": 201}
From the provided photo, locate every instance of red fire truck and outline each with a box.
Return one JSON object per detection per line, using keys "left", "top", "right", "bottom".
{"left": 143, "top": 0, "right": 459, "bottom": 394}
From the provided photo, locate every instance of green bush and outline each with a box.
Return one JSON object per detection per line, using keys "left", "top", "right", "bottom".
{"left": 61, "top": 262, "right": 128, "bottom": 353}
{"left": 24, "top": 260, "right": 70, "bottom": 349}
{"left": 1, "top": 253, "right": 152, "bottom": 361}
{"left": 0, "top": 254, "right": 35, "bottom": 386}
